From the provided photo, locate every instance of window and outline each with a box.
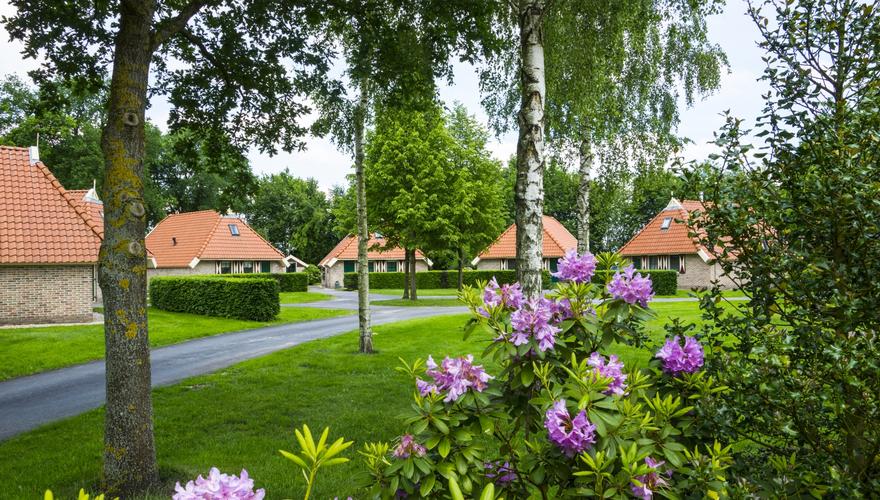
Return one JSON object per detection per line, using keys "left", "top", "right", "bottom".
{"left": 368, "top": 261, "right": 375, "bottom": 273}
{"left": 648, "top": 256, "right": 659, "bottom": 269}
{"left": 386, "top": 261, "right": 398, "bottom": 272}
{"left": 243, "top": 261, "right": 254, "bottom": 273}
{"left": 220, "top": 261, "right": 231, "bottom": 274}
{"left": 343, "top": 261, "right": 356, "bottom": 273}
{"left": 506, "top": 259, "right": 517, "bottom": 271}
{"left": 660, "top": 217, "right": 672, "bottom": 230}
{"left": 228, "top": 224, "right": 240, "bottom": 236}
{"left": 261, "top": 261, "right": 271, "bottom": 273}
{"left": 670, "top": 255, "right": 681, "bottom": 274}
{"left": 549, "top": 258, "right": 559, "bottom": 273}
{"left": 631, "top": 257, "right": 642, "bottom": 269}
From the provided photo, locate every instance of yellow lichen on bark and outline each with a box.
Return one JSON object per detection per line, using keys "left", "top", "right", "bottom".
{"left": 125, "top": 322, "right": 138, "bottom": 339}
{"left": 120, "top": 278, "right": 130, "bottom": 290}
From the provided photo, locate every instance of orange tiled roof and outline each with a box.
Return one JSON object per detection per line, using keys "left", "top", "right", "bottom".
{"left": 476, "top": 216, "right": 577, "bottom": 260}
{"left": 0, "top": 146, "right": 102, "bottom": 264}
{"left": 319, "top": 235, "right": 427, "bottom": 267}
{"left": 619, "top": 199, "right": 706, "bottom": 256}
{"left": 146, "top": 210, "right": 285, "bottom": 268}
{"left": 67, "top": 189, "right": 105, "bottom": 238}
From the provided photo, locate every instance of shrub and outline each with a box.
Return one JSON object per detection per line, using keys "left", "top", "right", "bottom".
{"left": 593, "top": 269, "right": 677, "bottom": 295}
{"left": 223, "top": 272, "right": 307, "bottom": 292}
{"left": 149, "top": 276, "right": 279, "bottom": 321}
{"left": 343, "top": 269, "right": 552, "bottom": 290}
{"left": 303, "top": 265, "right": 322, "bottom": 285}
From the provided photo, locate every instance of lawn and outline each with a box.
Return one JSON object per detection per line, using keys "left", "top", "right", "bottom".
{"left": 371, "top": 288, "right": 463, "bottom": 297}
{"left": 373, "top": 297, "right": 464, "bottom": 307}
{"left": 279, "top": 291, "right": 332, "bottom": 304}
{"left": 0, "top": 300, "right": 722, "bottom": 499}
{"left": 0, "top": 307, "right": 351, "bottom": 381}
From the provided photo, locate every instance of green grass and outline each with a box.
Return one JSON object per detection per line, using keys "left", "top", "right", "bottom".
{"left": 0, "top": 301, "right": 727, "bottom": 499}
{"left": 370, "top": 288, "right": 463, "bottom": 297}
{"left": 655, "top": 289, "right": 746, "bottom": 298}
{"left": 0, "top": 307, "right": 351, "bottom": 381}
{"left": 373, "top": 298, "right": 464, "bottom": 307}
{"left": 279, "top": 291, "right": 332, "bottom": 304}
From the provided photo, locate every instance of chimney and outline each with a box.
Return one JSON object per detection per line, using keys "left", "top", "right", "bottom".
{"left": 28, "top": 146, "right": 39, "bottom": 165}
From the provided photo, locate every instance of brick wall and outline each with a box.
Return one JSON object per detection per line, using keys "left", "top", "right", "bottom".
{"left": 0, "top": 265, "right": 94, "bottom": 325}
{"left": 147, "top": 260, "right": 286, "bottom": 281}
{"left": 321, "top": 260, "right": 431, "bottom": 288}
{"left": 678, "top": 254, "right": 737, "bottom": 290}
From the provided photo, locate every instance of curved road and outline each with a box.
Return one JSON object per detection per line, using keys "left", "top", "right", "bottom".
{"left": 0, "top": 289, "right": 466, "bottom": 441}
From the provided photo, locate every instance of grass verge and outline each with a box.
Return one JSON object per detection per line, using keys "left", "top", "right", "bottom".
{"left": 370, "top": 288, "right": 462, "bottom": 297}
{"left": 372, "top": 298, "right": 463, "bottom": 307}
{"left": 279, "top": 291, "right": 332, "bottom": 304}
{"left": 0, "top": 307, "right": 351, "bottom": 381}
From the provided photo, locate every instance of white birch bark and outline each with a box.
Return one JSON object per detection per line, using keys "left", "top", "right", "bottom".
{"left": 577, "top": 140, "right": 592, "bottom": 253}
{"left": 354, "top": 80, "right": 373, "bottom": 353}
{"left": 515, "top": 0, "right": 547, "bottom": 298}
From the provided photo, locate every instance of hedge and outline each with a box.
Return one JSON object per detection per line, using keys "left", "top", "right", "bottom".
{"left": 149, "top": 276, "right": 280, "bottom": 321}
{"left": 344, "top": 270, "right": 552, "bottom": 290}
{"left": 592, "top": 269, "right": 678, "bottom": 296}
{"left": 223, "top": 272, "right": 307, "bottom": 292}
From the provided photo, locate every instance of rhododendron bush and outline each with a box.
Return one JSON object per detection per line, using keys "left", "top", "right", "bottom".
{"left": 353, "top": 252, "right": 732, "bottom": 499}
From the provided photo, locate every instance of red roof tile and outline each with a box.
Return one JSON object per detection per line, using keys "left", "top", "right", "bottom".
{"left": 0, "top": 146, "right": 102, "bottom": 264}
{"left": 619, "top": 199, "right": 706, "bottom": 256}
{"left": 146, "top": 210, "right": 285, "bottom": 268}
{"left": 476, "top": 216, "right": 577, "bottom": 260}
{"left": 318, "top": 235, "right": 427, "bottom": 267}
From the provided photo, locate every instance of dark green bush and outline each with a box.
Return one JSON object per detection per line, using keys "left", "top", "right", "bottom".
{"left": 344, "top": 269, "right": 552, "bottom": 290}
{"left": 592, "top": 269, "right": 678, "bottom": 295}
{"left": 149, "top": 276, "right": 279, "bottom": 321}
{"left": 303, "top": 265, "right": 322, "bottom": 285}
{"left": 223, "top": 272, "right": 307, "bottom": 292}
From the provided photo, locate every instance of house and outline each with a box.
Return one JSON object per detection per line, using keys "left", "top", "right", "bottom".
{"left": 146, "top": 210, "right": 288, "bottom": 278}
{"left": 286, "top": 255, "right": 309, "bottom": 272}
{"left": 471, "top": 216, "right": 578, "bottom": 274}
{"left": 318, "top": 234, "right": 431, "bottom": 289}
{"left": 618, "top": 198, "right": 736, "bottom": 289}
{"left": 0, "top": 146, "right": 104, "bottom": 324}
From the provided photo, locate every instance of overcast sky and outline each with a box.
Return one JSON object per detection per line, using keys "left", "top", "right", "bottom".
{"left": 0, "top": 0, "right": 768, "bottom": 191}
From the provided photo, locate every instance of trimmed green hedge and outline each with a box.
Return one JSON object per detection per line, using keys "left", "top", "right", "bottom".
{"left": 149, "top": 276, "right": 280, "bottom": 321}
{"left": 592, "top": 269, "right": 678, "bottom": 295}
{"left": 344, "top": 270, "right": 552, "bottom": 290}
{"left": 223, "top": 272, "right": 307, "bottom": 292}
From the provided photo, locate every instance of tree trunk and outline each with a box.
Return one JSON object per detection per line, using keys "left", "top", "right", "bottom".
{"left": 577, "top": 140, "right": 592, "bottom": 254}
{"left": 354, "top": 80, "right": 373, "bottom": 354}
{"left": 409, "top": 248, "right": 418, "bottom": 300}
{"left": 457, "top": 247, "right": 464, "bottom": 290}
{"left": 515, "top": 0, "right": 547, "bottom": 298}
{"left": 99, "top": 0, "right": 158, "bottom": 493}
{"left": 402, "top": 248, "right": 410, "bottom": 299}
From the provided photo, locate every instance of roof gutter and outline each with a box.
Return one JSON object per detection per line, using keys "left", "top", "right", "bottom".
{"left": 188, "top": 257, "right": 200, "bottom": 269}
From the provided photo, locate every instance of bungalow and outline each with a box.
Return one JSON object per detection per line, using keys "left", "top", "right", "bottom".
{"left": 471, "top": 216, "right": 578, "bottom": 274}
{"left": 619, "top": 198, "right": 736, "bottom": 289}
{"left": 146, "top": 210, "right": 288, "bottom": 278}
{"left": 286, "top": 255, "right": 309, "bottom": 272}
{"left": 0, "top": 146, "right": 103, "bottom": 324}
{"left": 318, "top": 234, "right": 430, "bottom": 289}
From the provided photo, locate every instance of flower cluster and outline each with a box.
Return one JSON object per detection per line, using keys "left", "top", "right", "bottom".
{"left": 484, "top": 461, "right": 517, "bottom": 486}
{"left": 607, "top": 265, "right": 654, "bottom": 307}
{"left": 630, "top": 457, "right": 670, "bottom": 499}
{"left": 552, "top": 249, "right": 597, "bottom": 283}
{"left": 392, "top": 434, "right": 427, "bottom": 459}
{"left": 587, "top": 352, "right": 627, "bottom": 395}
{"left": 416, "top": 355, "right": 493, "bottom": 402}
{"left": 544, "top": 400, "right": 597, "bottom": 456}
{"left": 173, "top": 468, "right": 265, "bottom": 500}
{"left": 510, "top": 298, "right": 562, "bottom": 352}
{"left": 546, "top": 297, "right": 573, "bottom": 323}
{"left": 480, "top": 277, "right": 524, "bottom": 316}
{"left": 655, "top": 336, "right": 704, "bottom": 374}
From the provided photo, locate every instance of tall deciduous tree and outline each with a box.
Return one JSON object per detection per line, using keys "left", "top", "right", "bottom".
{"left": 3, "top": 1, "right": 332, "bottom": 493}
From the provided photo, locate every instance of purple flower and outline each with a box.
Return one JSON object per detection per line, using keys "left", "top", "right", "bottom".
{"left": 587, "top": 352, "right": 627, "bottom": 396}
{"left": 483, "top": 278, "right": 524, "bottom": 311}
{"left": 630, "top": 457, "right": 670, "bottom": 499}
{"left": 392, "top": 434, "right": 427, "bottom": 459}
{"left": 552, "top": 250, "right": 597, "bottom": 283}
{"left": 655, "top": 336, "right": 704, "bottom": 374}
{"left": 544, "top": 400, "right": 596, "bottom": 456}
{"left": 509, "top": 299, "right": 561, "bottom": 352}
{"left": 544, "top": 297, "right": 573, "bottom": 323}
{"left": 417, "top": 355, "right": 493, "bottom": 403}
{"left": 607, "top": 265, "right": 654, "bottom": 307}
{"left": 484, "top": 461, "right": 517, "bottom": 486}
{"left": 173, "top": 468, "right": 265, "bottom": 500}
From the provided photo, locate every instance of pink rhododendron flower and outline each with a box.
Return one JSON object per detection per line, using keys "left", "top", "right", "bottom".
{"left": 544, "top": 400, "right": 596, "bottom": 456}
{"left": 173, "top": 468, "right": 265, "bottom": 500}
{"left": 656, "top": 335, "right": 704, "bottom": 374}
{"left": 587, "top": 352, "right": 628, "bottom": 395}
{"left": 552, "top": 250, "right": 597, "bottom": 283}
{"left": 417, "top": 355, "right": 492, "bottom": 402}
{"left": 630, "top": 457, "right": 670, "bottom": 499}
{"left": 607, "top": 265, "right": 654, "bottom": 307}
{"left": 392, "top": 434, "right": 427, "bottom": 458}
{"left": 510, "top": 298, "right": 561, "bottom": 351}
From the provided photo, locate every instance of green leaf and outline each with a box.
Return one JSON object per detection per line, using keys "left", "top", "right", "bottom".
{"left": 420, "top": 474, "right": 436, "bottom": 496}
{"left": 438, "top": 437, "right": 451, "bottom": 458}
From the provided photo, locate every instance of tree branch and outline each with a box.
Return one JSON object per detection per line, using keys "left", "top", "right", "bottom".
{"left": 150, "top": 0, "right": 212, "bottom": 51}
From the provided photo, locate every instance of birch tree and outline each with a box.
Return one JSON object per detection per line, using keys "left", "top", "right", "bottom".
{"left": 3, "top": 1, "right": 333, "bottom": 493}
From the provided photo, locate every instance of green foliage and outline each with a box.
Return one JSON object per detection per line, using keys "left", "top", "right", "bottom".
{"left": 344, "top": 270, "right": 552, "bottom": 291}
{"left": 149, "top": 276, "right": 279, "bottom": 321}
{"left": 592, "top": 270, "right": 677, "bottom": 296}
{"left": 223, "top": 272, "right": 306, "bottom": 293}
{"left": 280, "top": 425, "right": 353, "bottom": 500}
{"left": 684, "top": 0, "right": 880, "bottom": 494}
{"left": 303, "top": 265, "right": 322, "bottom": 286}
{"left": 44, "top": 489, "right": 114, "bottom": 500}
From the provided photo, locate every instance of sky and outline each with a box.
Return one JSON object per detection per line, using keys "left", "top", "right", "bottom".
{"left": 0, "top": 0, "right": 768, "bottom": 191}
